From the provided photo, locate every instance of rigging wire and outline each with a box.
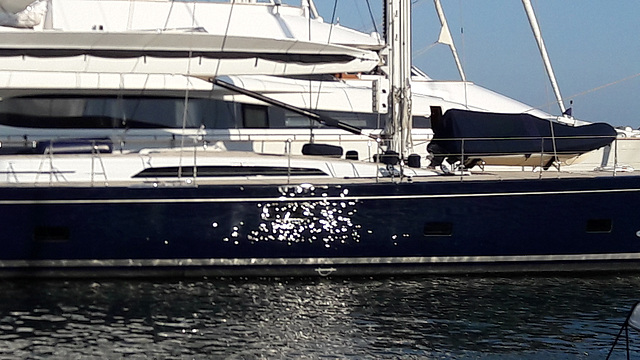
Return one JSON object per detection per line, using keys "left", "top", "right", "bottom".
{"left": 214, "top": 0, "right": 237, "bottom": 77}
{"left": 177, "top": 0, "right": 200, "bottom": 181}
{"left": 127, "top": 0, "right": 135, "bottom": 30}
{"left": 312, "top": 0, "right": 381, "bottom": 117}
{"left": 163, "top": 0, "right": 176, "bottom": 30}
{"left": 309, "top": 0, "right": 339, "bottom": 140}
{"left": 327, "top": 0, "right": 338, "bottom": 41}
{"left": 567, "top": 73, "right": 640, "bottom": 102}
{"left": 457, "top": 0, "right": 468, "bottom": 108}
{"left": 365, "top": 0, "right": 379, "bottom": 36}
{"left": 306, "top": 0, "right": 336, "bottom": 142}
{"left": 413, "top": 42, "right": 438, "bottom": 59}
{"left": 527, "top": 72, "right": 640, "bottom": 116}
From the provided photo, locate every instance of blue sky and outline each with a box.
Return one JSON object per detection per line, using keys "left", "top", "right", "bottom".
{"left": 306, "top": 1, "right": 640, "bottom": 128}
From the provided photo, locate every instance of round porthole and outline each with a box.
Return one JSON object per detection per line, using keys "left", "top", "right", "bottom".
{"left": 636, "top": 231, "right": 640, "bottom": 238}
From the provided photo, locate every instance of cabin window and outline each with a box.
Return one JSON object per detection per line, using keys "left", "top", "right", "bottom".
{"left": 284, "top": 110, "right": 314, "bottom": 128}
{"left": 314, "top": 111, "right": 381, "bottom": 129}
{"left": 586, "top": 219, "right": 612, "bottom": 233}
{"left": 280, "top": 109, "right": 385, "bottom": 129}
{"left": 34, "top": 226, "right": 70, "bottom": 242}
{"left": 0, "top": 96, "right": 227, "bottom": 129}
{"left": 242, "top": 104, "right": 269, "bottom": 128}
{"left": 412, "top": 116, "right": 431, "bottom": 128}
{"left": 0, "top": 95, "right": 391, "bottom": 130}
{"left": 201, "top": 99, "right": 236, "bottom": 129}
{"left": 423, "top": 222, "right": 453, "bottom": 236}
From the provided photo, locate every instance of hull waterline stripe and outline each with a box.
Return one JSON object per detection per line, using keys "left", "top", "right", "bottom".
{"left": 0, "top": 187, "right": 638, "bottom": 205}
{"left": 3, "top": 252, "right": 640, "bottom": 268}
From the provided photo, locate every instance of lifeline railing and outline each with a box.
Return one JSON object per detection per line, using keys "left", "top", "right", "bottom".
{"left": 427, "top": 134, "right": 621, "bottom": 178}
{"left": 0, "top": 133, "right": 627, "bottom": 186}
{"left": 34, "top": 139, "right": 110, "bottom": 186}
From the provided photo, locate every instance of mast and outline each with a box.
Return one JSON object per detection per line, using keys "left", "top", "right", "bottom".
{"left": 306, "top": 0, "right": 320, "bottom": 19}
{"left": 433, "top": 0, "right": 466, "bottom": 81}
{"left": 386, "top": 0, "right": 413, "bottom": 156}
{"left": 522, "top": 0, "right": 567, "bottom": 115}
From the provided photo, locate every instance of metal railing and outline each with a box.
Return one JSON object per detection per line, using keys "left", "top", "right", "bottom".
{"left": 0, "top": 133, "right": 627, "bottom": 186}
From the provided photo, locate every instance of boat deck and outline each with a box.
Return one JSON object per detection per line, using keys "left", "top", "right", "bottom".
{"left": 0, "top": 168, "right": 632, "bottom": 188}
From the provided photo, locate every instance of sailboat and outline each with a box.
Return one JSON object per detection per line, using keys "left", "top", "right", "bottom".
{"left": 0, "top": 0, "right": 625, "bottom": 172}
{"left": 0, "top": 0, "right": 638, "bottom": 277}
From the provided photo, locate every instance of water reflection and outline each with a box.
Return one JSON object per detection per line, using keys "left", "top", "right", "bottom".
{"left": 243, "top": 185, "right": 361, "bottom": 248}
{"left": 0, "top": 275, "right": 637, "bottom": 359}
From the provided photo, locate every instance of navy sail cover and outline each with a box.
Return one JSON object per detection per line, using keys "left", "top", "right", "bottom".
{"left": 429, "top": 109, "right": 616, "bottom": 157}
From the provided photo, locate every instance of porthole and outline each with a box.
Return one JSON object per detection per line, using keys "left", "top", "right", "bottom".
{"left": 586, "top": 219, "right": 612, "bottom": 233}
{"left": 34, "top": 226, "right": 70, "bottom": 242}
{"left": 423, "top": 222, "right": 453, "bottom": 236}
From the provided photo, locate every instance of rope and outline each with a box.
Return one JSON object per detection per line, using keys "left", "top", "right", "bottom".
{"left": 530, "top": 72, "right": 640, "bottom": 114}
{"left": 413, "top": 42, "right": 438, "bottom": 59}
{"left": 567, "top": 72, "right": 640, "bottom": 100}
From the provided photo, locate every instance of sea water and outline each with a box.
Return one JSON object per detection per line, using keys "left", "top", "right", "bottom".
{"left": 0, "top": 275, "right": 638, "bottom": 359}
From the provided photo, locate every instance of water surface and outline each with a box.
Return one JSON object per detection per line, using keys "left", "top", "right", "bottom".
{"left": 0, "top": 275, "right": 638, "bottom": 359}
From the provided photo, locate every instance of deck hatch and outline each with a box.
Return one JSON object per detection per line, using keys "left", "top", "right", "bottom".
{"left": 133, "top": 166, "right": 328, "bottom": 178}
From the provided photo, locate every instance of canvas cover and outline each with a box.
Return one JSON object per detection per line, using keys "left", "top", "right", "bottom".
{"left": 429, "top": 109, "right": 616, "bottom": 159}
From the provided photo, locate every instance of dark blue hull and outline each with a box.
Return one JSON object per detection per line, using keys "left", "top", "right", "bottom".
{"left": 2, "top": 174, "right": 640, "bottom": 277}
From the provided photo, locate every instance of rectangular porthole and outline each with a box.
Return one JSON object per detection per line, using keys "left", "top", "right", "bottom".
{"left": 34, "top": 226, "right": 70, "bottom": 242}
{"left": 424, "top": 222, "right": 453, "bottom": 236}
{"left": 586, "top": 219, "right": 612, "bottom": 233}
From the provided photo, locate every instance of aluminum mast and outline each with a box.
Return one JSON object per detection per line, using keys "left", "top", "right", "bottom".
{"left": 386, "top": 0, "right": 413, "bottom": 156}
{"left": 434, "top": 0, "right": 466, "bottom": 81}
{"left": 522, "top": 0, "right": 567, "bottom": 115}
